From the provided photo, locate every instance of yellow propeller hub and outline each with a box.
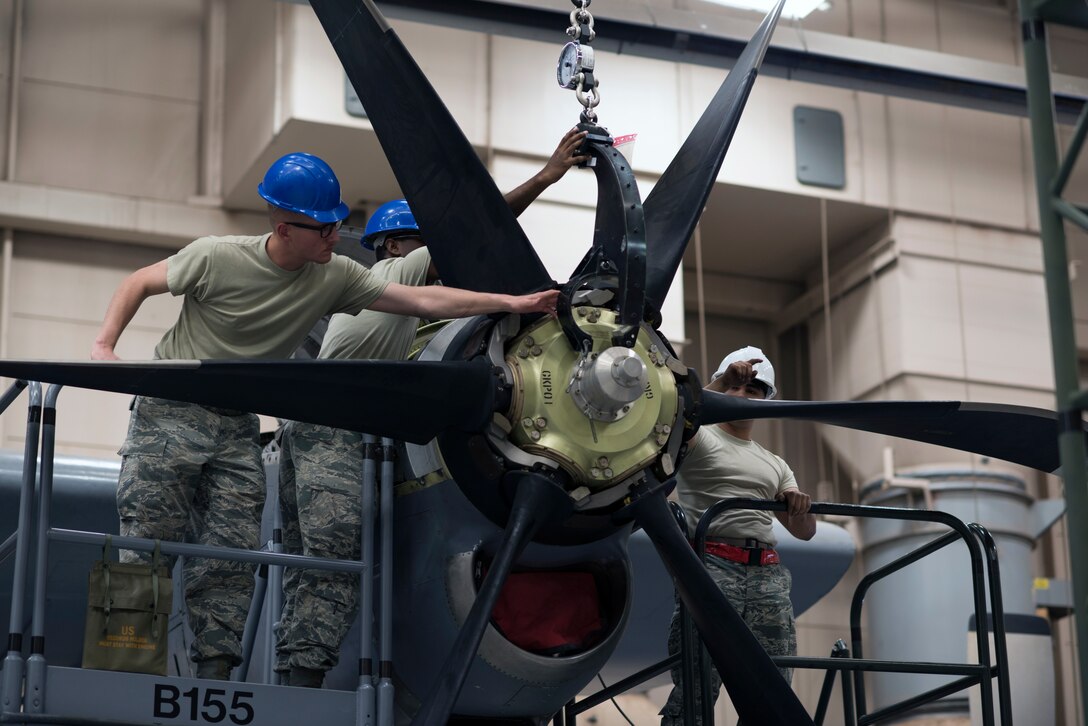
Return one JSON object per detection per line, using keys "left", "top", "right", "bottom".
{"left": 503, "top": 308, "right": 680, "bottom": 493}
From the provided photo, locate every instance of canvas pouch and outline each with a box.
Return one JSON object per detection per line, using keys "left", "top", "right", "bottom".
{"left": 81, "top": 536, "right": 172, "bottom": 675}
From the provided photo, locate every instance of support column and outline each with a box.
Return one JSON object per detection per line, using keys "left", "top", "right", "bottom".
{"left": 1019, "top": 7, "right": 1088, "bottom": 715}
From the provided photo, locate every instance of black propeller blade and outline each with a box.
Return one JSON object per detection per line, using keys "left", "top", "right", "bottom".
{"left": 625, "top": 485, "right": 815, "bottom": 726}
{"left": 701, "top": 392, "right": 1067, "bottom": 473}
{"left": 0, "top": 358, "right": 497, "bottom": 445}
{"left": 412, "top": 471, "right": 574, "bottom": 726}
{"left": 308, "top": 0, "right": 554, "bottom": 296}
{"left": 642, "top": 0, "right": 785, "bottom": 312}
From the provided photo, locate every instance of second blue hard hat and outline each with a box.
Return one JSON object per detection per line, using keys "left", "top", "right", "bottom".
{"left": 258, "top": 152, "right": 350, "bottom": 223}
{"left": 362, "top": 199, "right": 420, "bottom": 250}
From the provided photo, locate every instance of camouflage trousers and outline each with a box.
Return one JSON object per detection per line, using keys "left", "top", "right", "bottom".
{"left": 659, "top": 554, "right": 796, "bottom": 726}
{"left": 276, "top": 421, "right": 367, "bottom": 672}
{"left": 116, "top": 396, "right": 264, "bottom": 667}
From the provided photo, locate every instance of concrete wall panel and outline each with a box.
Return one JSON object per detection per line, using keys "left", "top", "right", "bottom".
{"left": 490, "top": 35, "right": 683, "bottom": 175}
{"left": 0, "top": 0, "right": 12, "bottom": 178}
{"left": 946, "top": 106, "right": 1029, "bottom": 229}
{"left": 396, "top": 20, "right": 489, "bottom": 145}
{"left": 854, "top": 92, "right": 892, "bottom": 208}
{"left": 894, "top": 215, "right": 1042, "bottom": 272}
{"left": 222, "top": 0, "right": 277, "bottom": 201}
{"left": 0, "top": 0, "right": 10, "bottom": 80}
{"left": 849, "top": 0, "right": 888, "bottom": 42}
{"left": 883, "top": 0, "right": 940, "bottom": 52}
{"left": 808, "top": 271, "right": 901, "bottom": 402}
{"left": 11, "top": 234, "right": 180, "bottom": 335}
{"left": 959, "top": 263, "right": 1053, "bottom": 386}
{"left": 1049, "top": 23, "right": 1088, "bottom": 78}
{"left": 1069, "top": 229, "right": 1088, "bottom": 350}
{"left": 283, "top": 10, "right": 489, "bottom": 146}
{"left": 16, "top": 80, "right": 199, "bottom": 201}
{"left": 21, "top": 0, "right": 202, "bottom": 101}
{"left": 887, "top": 98, "right": 953, "bottom": 218}
{"left": 282, "top": 4, "right": 372, "bottom": 132}
{"left": 1058, "top": 122, "right": 1088, "bottom": 209}
{"left": 896, "top": 255, "right": 967, "bottom": 378}
{"left": 1021, "top": 118, "right": 1042, "bottom": 233}
{"left": 11, "top": 0, "right": 201, "bottom": 199}
{"left": 686, "top": 70, "right": 868, "bottom": 203}
{"left": 936, "top": 1, "right": 1017, "bottom": 64}
{"left": 3, "top": 233, "right": 181, "bottom": 457}
{"left": 794, "top": 0, "right": 852, "bottom": 36}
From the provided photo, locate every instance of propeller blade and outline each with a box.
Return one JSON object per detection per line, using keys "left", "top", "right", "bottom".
{"left": 0, "top": 358, "right": 497, "bottom": 445}
{"left": 308, "top": 0, "right": 553, "bottom": 295}
{"left": 701, "top": 392, "right": 1066, "bottom": 473}
{"left": 642, "top": 0, "right": 785, "bottom": 311}
{"left": 627, "top": 487, "right": 814, "bottom": 726}
{"left": 412, "top": 471, "right": 573, "bottom": 725}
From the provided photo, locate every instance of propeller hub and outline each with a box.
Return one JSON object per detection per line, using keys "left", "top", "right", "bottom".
{"left": 569, "top": 346, "right": 648, "bottom": 422}
{"left": 502, "top": 308, "right": 681, "bottom": 493}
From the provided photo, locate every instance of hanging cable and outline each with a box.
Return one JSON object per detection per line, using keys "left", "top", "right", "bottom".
{"left": 596, "top": 673, "right": 635, "bottom": 726}
{"left": 694, "top": 223, "right": 709, "bottom": 381}
{"left": 819, "top": 198, "right": 841, "bottom": 499}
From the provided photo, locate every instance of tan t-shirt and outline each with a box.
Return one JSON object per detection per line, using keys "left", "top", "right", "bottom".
{"left": 675, "top": 425, "right": 798, "bottom": 545}
{"left": 154, "top": 234, "right": 389, "bottom": 360}
{"left": 318, "top": 246, "right": 432, "bottom": 361}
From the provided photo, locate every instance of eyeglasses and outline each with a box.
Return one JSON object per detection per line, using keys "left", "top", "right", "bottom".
{"left": 285, "top": 219, "right": 343, "bottom": 239}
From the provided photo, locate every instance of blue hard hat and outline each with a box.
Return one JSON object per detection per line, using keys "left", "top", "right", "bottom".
{"left": 258, "top": 152, "right": 350, "bottom": 223}
{"left": 362, "top": 199, "right": 420, "bottom": 250}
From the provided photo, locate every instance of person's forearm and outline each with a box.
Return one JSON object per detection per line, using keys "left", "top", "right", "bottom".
{"left": 503, "top": 129, "right": 590, "bottom": 217}
{"left": 413, "top": 286, "right": 515, "bottom": 319}
{"left": 92, "top": 276, "right": 156, "bottom": 358}
{"left": 786, "top": 513, "right": 817, "bottom": 541}
{"left": 503, "top": 173, "right": 552, "bottom": 218}
{"left": 370, "top": 281, "right": 556, "bottom": 318}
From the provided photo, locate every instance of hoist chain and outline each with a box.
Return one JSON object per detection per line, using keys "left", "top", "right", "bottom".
{"left": 566, "top": 0, "right": 595, "bottom": 42}
{"left": 565, "top": 0, "right": 599, "bottom": 123}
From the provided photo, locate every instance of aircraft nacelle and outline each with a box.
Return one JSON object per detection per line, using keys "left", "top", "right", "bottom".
{"left": 389, "top": 458, "right": 633, "bottom": 719}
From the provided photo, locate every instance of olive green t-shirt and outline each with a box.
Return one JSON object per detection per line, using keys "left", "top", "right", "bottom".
{"left": 319, "top": 246, "right": 432, "bottom": 361}
{"left": 154, "top": 234, "right": 389, "bottom": 360}
{"left": 675, "top": 425, "right": 798, "bottom": 545}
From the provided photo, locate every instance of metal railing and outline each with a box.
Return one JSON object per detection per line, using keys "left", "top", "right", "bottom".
{"left": 0, "top": 383, "right": 398, "bottom": 726}
{"left": 559, "top": 497, "right": 1012, "bottom": 725}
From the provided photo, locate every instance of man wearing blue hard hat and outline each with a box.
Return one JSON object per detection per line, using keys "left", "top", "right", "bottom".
{"left": 91, "top": 151, "right": 559, "bottom": 681}
{"left": 275, "top": 130, "right": 589, "bottom": 688}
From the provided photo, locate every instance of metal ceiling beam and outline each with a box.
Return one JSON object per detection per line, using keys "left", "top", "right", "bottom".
{"left": 283, "top": 0, "right": 1088, "bottom": 124}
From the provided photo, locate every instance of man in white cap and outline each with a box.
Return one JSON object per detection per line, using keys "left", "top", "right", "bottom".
{"left": 660, "top": 346, "right": 815, "bottom": 725}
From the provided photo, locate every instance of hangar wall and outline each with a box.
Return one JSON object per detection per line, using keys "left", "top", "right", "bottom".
{"left": 1, "top": 0, "right": 1088, "bottom": 723}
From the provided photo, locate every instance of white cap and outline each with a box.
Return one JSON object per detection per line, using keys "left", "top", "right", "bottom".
{"left": 711, "top": 345, "right": 777, "bottom": 399}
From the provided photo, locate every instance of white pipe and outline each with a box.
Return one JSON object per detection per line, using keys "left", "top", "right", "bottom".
{"left": 0, "top": 233, "right": 10, "bottom": 361}
{"left": 880, "top": 446, "right": 934, "bottom": 510}
{"left": 2, "top": 0, "right": 26, "bottom": 365}
{"left": 4, "top": 0, "right": 23, "bottom": 183}
{"left": 273, "top": 2, "right": 285, "bottom": 134}
{"left": 199, "top": 0, "right": 226, "bottom": 199}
